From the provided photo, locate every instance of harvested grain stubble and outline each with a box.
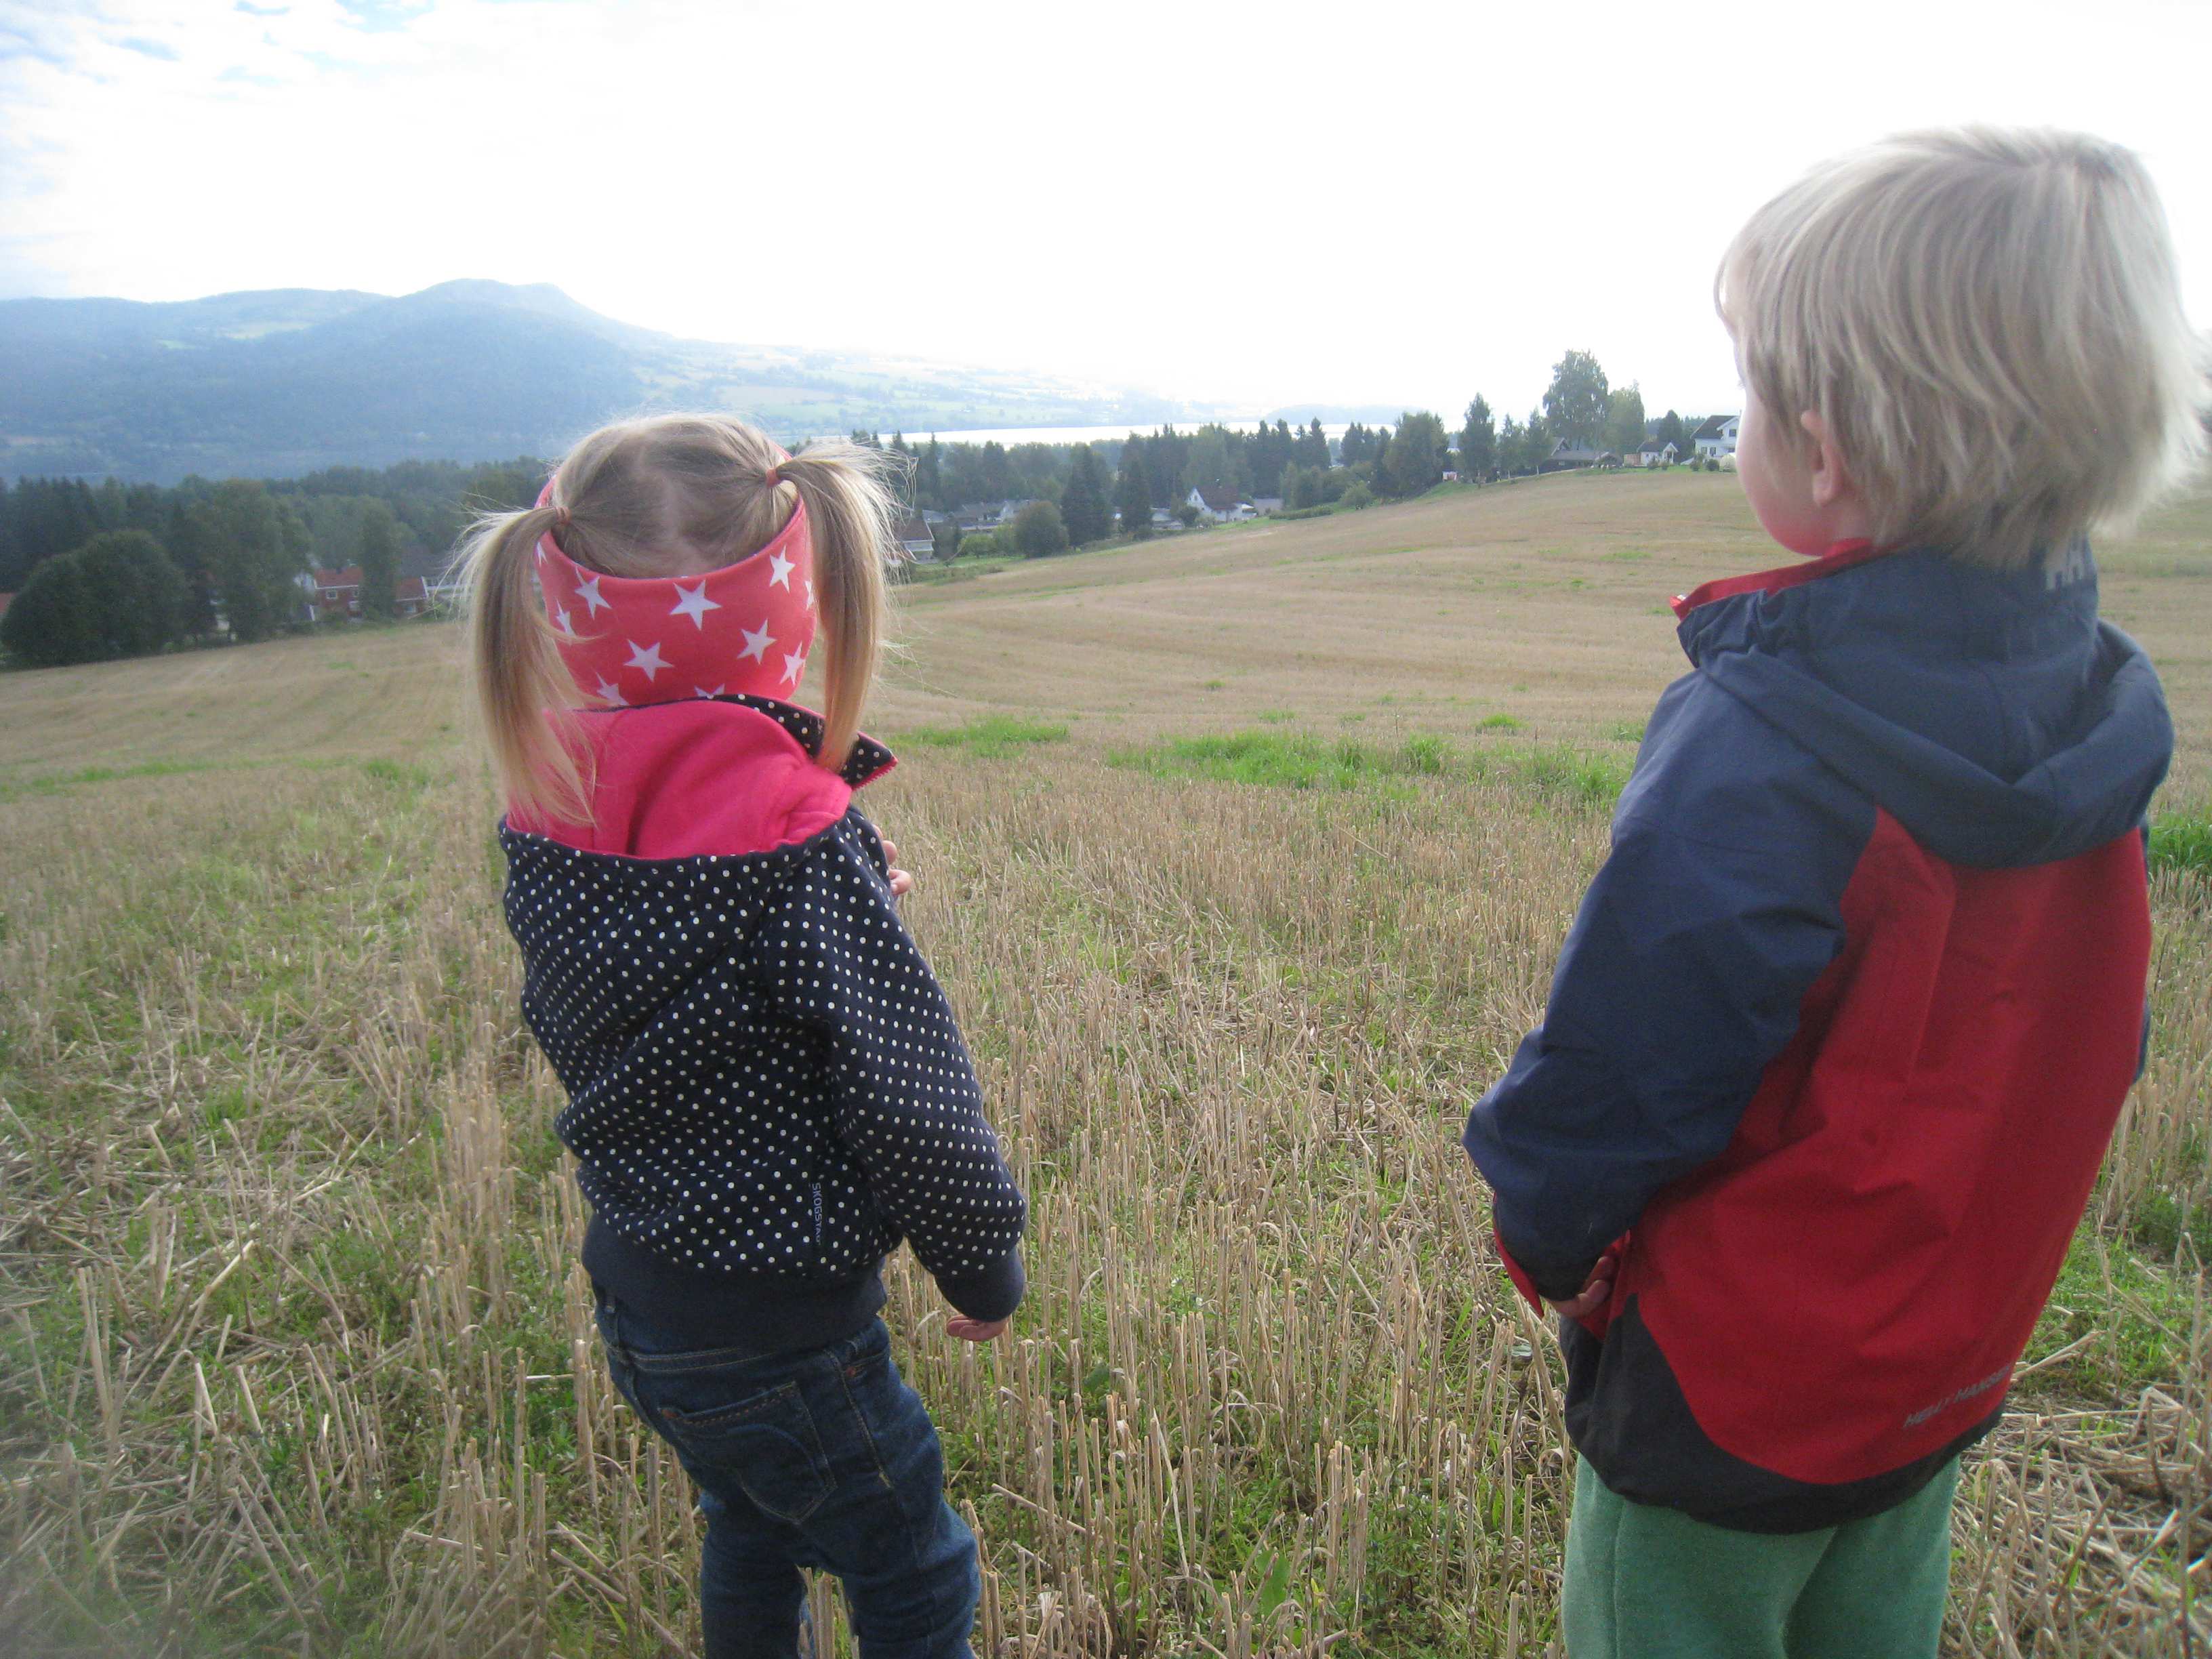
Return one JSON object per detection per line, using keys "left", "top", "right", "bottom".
{"left": 1, "top": 472, "right": 2207, "bottom": 1656}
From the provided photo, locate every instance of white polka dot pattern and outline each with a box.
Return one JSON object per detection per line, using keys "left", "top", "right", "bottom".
{"left": 499, "top": 807, "right": 1027, "bottom": 1296}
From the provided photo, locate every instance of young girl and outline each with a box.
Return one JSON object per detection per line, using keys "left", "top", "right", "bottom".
{"left": 462, "top": 413, "right": 1026, "bottom": 1659}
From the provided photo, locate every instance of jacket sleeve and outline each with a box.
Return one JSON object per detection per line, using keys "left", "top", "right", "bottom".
{"left": 746, "top": 813, "right": 1027, "bottom": 1320}
{"left": 1462, "top": 678, "right": 1869, "bottom": 1299}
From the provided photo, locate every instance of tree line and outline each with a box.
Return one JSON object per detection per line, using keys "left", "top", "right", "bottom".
{"left": 0, "top": 460, "right": 540, "bottom": 667}
{"left": 3, "top": 350, "right": 1718, "bottom": 665}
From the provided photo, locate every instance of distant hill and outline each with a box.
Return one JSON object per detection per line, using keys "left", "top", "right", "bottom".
{"left": 0, "top": 281, "right": 1193, "bottom": 485}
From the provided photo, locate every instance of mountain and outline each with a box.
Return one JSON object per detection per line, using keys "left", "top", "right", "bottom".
{"left": 0, "top": 281, "right": 1194, "bottom": 485}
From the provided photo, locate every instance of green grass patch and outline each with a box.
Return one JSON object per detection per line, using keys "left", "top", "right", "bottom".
{"left": 2024, "top": 1226, "right": 2199, "bottom": 1398}
{"left": 1477, "top": 714, "right": 1523, "bottom": 733}
{"left": 2148, "top": 810, "right": 2212, "bottom": 880}
{"left": 900, "top": 715, "right": 1070, "bottom": 759}
{"left": 1107, "top": 729, "right": 1630, "bottom": 808}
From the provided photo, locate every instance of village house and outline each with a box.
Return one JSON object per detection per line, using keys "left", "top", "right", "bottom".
{"left": 1692, "top": 415, "right": 1742, "bottom": 459}
{"left": 1185, "top": 485, "right": 1253, "bottom": 523}
{"left": 300, "top": 556, "right": 442, "bottom": 623}
{"left": 401, "top": 547, "right": 464, "bottom": 611}
{"left": 892, "top": 516, "right": 937, "bottom": 560}
{"left": 1540, "top": 439, "right": 1608, "bottom": 473}
{"left": 1628, "top": 438, "right": 1681, "bottom": 468}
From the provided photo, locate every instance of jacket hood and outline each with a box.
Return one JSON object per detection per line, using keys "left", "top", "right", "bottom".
{"left": 1675, "top": 543, "right": 2172, "bottom": 868}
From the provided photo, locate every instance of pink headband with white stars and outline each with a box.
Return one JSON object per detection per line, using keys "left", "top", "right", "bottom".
{"left": 535, "top": 491, "right": 818, "bottom": 709}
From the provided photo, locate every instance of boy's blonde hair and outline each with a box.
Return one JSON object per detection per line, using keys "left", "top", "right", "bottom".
{"left": 1718, "top": 127, "right": 2209, "bottom": 571}
{"left": 458, "top": 414, "right": 903, "bottom": 823}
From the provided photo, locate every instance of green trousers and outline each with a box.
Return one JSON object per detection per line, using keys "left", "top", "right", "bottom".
{"left": 1560, "top": 1455, "right": 1958, "bottom": 1659}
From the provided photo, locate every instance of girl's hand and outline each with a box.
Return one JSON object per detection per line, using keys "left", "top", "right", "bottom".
{"left": 1549, "top": 1255, "right": 1616, "bottom": 1320}
{"left": 880, "top": 838, "right": 914, "bottom": 900}
{"left": 945, "top": 1315, "right": 1008, "bottom": 1342}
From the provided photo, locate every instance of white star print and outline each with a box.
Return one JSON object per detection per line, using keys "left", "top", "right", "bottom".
{"left": 738, "top": 621, "right": 775, "bottom": 663}
{"left": 781, "top": 648, "right": 806, "bottom": 685}
{"left": 670, "top": 581, "right": 721, "bottom": 628}
{"left": 626, "top": 640, "right": 669, "bottom": 680}
{"left": 695, "top": 684, "right": 725, "bottom": 699}
{"left": 804, "top": 579, "right": 815, "bottom": 611}
{"left": 575, "top": 574, "right": 609, "bottom": 616}
{"left": 593, "top": 676, "right": 627, "bottom": 705}
{"left": 768, "top": 552, "right": 795, "bottom": 590}
{"left": 554, "top": 606, "right": 573, "bottom": 636}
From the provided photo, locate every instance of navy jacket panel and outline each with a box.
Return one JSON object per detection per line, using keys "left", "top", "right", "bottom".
{"left": 1465, "top": 672, "right": 1872, "bottom": 1296}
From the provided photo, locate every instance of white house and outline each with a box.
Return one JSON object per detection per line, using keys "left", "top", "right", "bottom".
{"left": 1185, "top": 485, "right": 1253, "bottom": 523}
{"left": 1629, "top": 439, "right": 1680, "bottom": 468}
{"left": 1692, "top": 415, "right": 1741, "bottom": 459}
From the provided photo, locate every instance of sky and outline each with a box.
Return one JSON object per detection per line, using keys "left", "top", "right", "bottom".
{"left": 3, "top": 0, "right": 2209, "bottom": 422}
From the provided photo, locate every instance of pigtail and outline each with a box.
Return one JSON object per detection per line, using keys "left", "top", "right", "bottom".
{"left": 457, "top": 501, "right": 590, "bottom": 826}
{"left": 774, "top": 440, "right": 906, "bottom": 770}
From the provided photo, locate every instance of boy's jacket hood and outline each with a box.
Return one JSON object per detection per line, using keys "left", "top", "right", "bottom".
{"left": 1675, "top": 544, "right": 2172, "bottom": 869}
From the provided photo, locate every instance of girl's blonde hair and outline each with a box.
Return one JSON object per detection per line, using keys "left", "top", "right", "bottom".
{"left": 1717, "top": 127, "right": 2209, "bottom": 571}
{"left": 458, "top": 414, "right": 903, "bottom": 823}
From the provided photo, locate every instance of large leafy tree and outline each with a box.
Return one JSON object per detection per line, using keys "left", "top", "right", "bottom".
{"left": 1657, "top": 409, "right": 1687, "bottom": 453}
{"left": 1459, "top": 396, "right": 1496, "bottom": 480}
{"left": 1, "top": 530, "right": 188, "bottom": 665}
{"left": 1380, "top": 411, "right": 1450, "bottom": 497}
{"left": 190, "top": 480, "right": 310, "bottom": 642}
{"left": 1060, "top": 446, "right": 1112, "bottom": 546}
{"left": 74, "top": 530, "right": 190, "bottom": 655}
{"left": 1542, "top": 349, "right": 1611, "bottom": 448}
{"left": 1010, "top": 500, "right": 1068, "bottom": 558}
{"left": 1, "top": 548, "right": 98, "bottom": 664}
{"left": 1116, "top": 439, "right": 1153, "bottom": 539}
{"left": 1606, "top": 383, "right": 1647, "bottom": 455}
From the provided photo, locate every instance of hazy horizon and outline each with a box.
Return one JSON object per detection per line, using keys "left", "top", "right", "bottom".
{"left": 5, "top": 1, "right": 2209, "bottom": 424}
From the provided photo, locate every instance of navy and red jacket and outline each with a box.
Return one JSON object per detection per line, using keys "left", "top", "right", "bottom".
{"left": 500, "top": 693, "right": 1027, "bottom": 1355}
{"left": 1463, "top": 539, "right": 2172, "bottom": 1533}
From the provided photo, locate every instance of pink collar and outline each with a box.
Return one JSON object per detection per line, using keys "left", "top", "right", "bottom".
{"left": 1671, "top": 539, "right": 1889, "bottom": 620}
{"left": 536, "top": 501, "right": 819, "bottom": 707}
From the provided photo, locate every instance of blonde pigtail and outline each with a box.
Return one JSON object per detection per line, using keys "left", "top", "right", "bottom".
{"left": 775, "top": 441, "right": 906, "bottom": 770}
{"left": 457, "top": 501, "right": 590, "bottom": 825}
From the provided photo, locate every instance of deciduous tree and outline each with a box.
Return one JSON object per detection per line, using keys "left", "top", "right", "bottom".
{"left": 1011, "top": 499, "right": 1069, "bottom": 558}
{"left": 1606, "top": 382, "right": 1646, "bottom": 455}
{"left": 1381, "top": 411, "right": 1449, "bottom": 497}
{"left": 1542, "top": 349, "right": 1611, "bottom": 448}
{"left": 1459, "top": 396, "right": 1496, "bottom": 480}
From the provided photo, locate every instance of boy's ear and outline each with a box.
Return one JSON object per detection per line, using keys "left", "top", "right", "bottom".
{"left": 1799, "top": 411, "right": 1857, "bottom": 508}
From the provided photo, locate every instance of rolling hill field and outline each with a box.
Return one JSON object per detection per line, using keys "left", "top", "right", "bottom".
{"left": 3, "top": 470, "right": 2207, "bottom": 1656}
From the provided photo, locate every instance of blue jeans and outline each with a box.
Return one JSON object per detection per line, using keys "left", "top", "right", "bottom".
{"left": 593, "top": 1294, "right": 981, "bottom": 1659}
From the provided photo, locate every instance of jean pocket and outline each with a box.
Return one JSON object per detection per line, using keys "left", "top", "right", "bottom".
{"left": 655, "top": 1378, "right": 836, "bottom": 1525}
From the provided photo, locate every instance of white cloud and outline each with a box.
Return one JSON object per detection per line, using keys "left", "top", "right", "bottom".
{"left": 3, "top": 0, "right": 2208, "bottom": 420}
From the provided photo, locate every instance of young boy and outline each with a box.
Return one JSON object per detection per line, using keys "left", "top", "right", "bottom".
{"left": 1463, "top": 128, "right": 2207, "bottom": 1658}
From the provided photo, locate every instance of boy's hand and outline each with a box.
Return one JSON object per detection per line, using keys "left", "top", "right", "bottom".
{"left": 1549, "top": 1255, "right": 1616, "bottom": 1320}
{"left": 945, "top": 1315, "right": 1007, "bottom": 1342}
{"left": 880, "top": 837, "right": 914, "bottom": 900}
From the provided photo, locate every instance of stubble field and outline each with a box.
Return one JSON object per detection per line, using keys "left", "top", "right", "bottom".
{"left": 2, "top": 469, "right": 2208, "bottom": 1656}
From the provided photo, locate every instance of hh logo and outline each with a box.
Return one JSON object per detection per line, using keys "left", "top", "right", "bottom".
{"left": 1902, "top": 1365, "right": 2011, "bottom": 1430}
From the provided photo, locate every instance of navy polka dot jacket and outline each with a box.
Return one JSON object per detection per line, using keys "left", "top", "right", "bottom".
{"left": 499, "top": 696, "right": 1027, "bottom": 1351}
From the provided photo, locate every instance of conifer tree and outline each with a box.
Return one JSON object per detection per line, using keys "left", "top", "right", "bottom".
{"left": 1117, "top": 438, "right": 1153, "bottom": 539}
{"left": 1460, "top": 396, "right": 1496, "bottom": 480}
{"left": 1060, "top": 445, "right": 1112, "bottom": 545}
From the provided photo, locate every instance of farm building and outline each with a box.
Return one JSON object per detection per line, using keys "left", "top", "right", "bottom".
{"left": 1692, "top": 415, "right": 1742, "bottom": 458}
